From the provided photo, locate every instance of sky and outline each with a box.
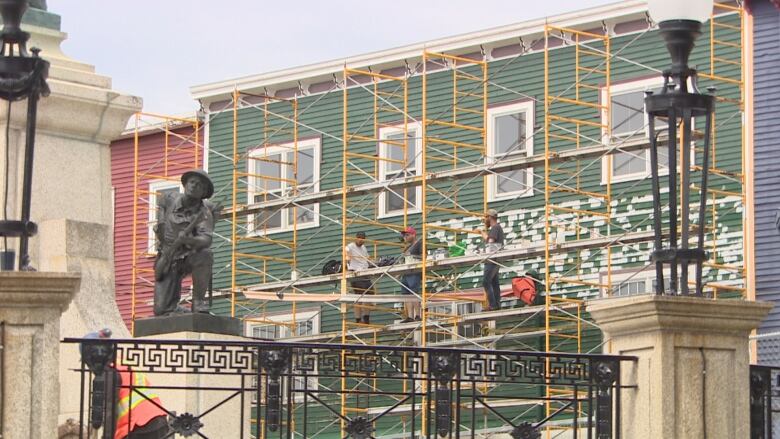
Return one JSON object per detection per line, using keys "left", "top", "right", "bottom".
{"left": 48, "top": 0, "right": 617, "bottom": 115}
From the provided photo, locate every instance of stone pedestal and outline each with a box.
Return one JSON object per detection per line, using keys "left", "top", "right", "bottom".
{"left": 588, "top": 295, "right": 772, "bottom": 439}
{"left": 137, "top": 332, "right": 252, "bottom": 439}
{"left": 0, "top": 272, "right": 79, "bottom": 439}
{"left": 134, "top": 313, "right": 242, "bottom": 337}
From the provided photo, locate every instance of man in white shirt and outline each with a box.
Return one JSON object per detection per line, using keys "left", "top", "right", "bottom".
{"left": 345, "top": 231, "right": 376, "bottom": 324}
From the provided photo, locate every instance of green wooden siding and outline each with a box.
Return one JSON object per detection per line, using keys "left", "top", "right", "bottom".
{"left": 203, "top": 15, "right": 743, "bottom": 437}
{"left": 207, "top": 15, "right": 743, "bottom": 335}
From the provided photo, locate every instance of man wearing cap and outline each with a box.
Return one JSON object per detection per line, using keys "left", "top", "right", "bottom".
{"left": 400, "top": 226, "right": 422, "bottom": 323}
{"left": 480, "top": 209, "right": 505, "bottom": 311}
{"left": 344, "top": 231, "right": 376, "bottom": 324}
{"left": 153, "top": 169, "right": 216, "bottom": 315}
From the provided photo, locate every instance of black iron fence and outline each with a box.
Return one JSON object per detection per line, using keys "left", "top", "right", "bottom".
{"left": 64, "top": 338, "right": 635, "bottom": 439}
{"left": 751, "top": 364, "right": 780, "bottom": 439}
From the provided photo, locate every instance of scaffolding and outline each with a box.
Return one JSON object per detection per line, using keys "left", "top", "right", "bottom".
{"left": 160, "top": 4, "right": 750, "bottom": 436}
{"left": 543, "top": 25, "right": 612, "bottom": 436}
{"left": 697, "top": 2, "right": 747, "bottom": 297}
{"left": 229, "top": 90, "right": 300, "bottom": 320}
{"left": 340, "top": 66, "right": 410, "bottom": 431}
{"left": 543, "top": 25, "right": 611, "bottom": 355}
{"left": 129, "top": 112, "right": 201, "bottom": 334}
{"left": 420, "top": 50, "right": 488, "bottom": 347}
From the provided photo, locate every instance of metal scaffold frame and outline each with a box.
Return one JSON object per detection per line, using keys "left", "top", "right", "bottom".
{"left": 698, "top": 1, "right": 747, "bottom": 298}
{"left": 219, "top": 5, "right": 747, "bottom": 345}
{"left": 340, "top": 66, "right": 410, "bottom": 431}
{"left": 130, "top": 112, "right": 201, "bottom": 334}
{"left": 418, "top": 50, "right": 488, "bottom": 347}
{"left": 543, "top": 24, "right": 611, "bottom": 356}
{"left": 543, "top": 24, "right": 612, "bottom": 435}
{"left": 181, "top": 5, "right": 748, "bottom": 436}
{"left": 230, "top": 90, "right": 300, "bottom": 320}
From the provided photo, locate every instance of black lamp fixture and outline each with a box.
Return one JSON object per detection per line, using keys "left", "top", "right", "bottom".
{"left": 644, "top": 0, "right": 714, "bottom": 296}
{"left": 0, "top": 0, "right": 49, "bottom": 271}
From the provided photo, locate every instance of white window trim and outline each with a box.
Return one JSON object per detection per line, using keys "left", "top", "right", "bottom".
{"left": 422, "top": 301, "right": 495, "bottom": 345}
{"left": 202, "top": 111, "right": 210, "bottom": 172}
{"left": 600, "top": 266, "right": 697, "bottom": 298}
{"left": 247, "top": 137, "right": 321, "bottom": 235}
{"left": 601, "top": 78, "right": 696, "bottom": 184}
{"left": 245, "top": 310, "right": 320, "bottom": 403}
{"left": 486, "top": 101, "right": 534, "bottom": 201}
{"left": 601, "top": 77, "right": 663, "bottom": 184}
{"left": 244, "top": 309, "right": 321, "bottom": 338}
{"left": 378, "top": 122, "right": 422, "bottom": 219}
{"left": 147, "top": 180, "right": 182, "bottom": 254}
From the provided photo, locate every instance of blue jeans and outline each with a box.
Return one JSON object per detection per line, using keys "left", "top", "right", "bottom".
{"left": 401, "top": 273, "right": 422, "bottom": 319}
{"left": 483, "top": 263, "right": 501, "bottom": 310}
{"left": 401, "top": 273, "right": 421, "bottom": 295}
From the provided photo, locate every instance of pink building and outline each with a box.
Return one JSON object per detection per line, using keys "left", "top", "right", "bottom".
{"left": 110, "top": 114, "right": 203, "bottom": 330}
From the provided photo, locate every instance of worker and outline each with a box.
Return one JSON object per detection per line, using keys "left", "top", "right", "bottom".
{"left": 479, "top": 209, "right": 505, "bottom": 311}
{"left": 345, "top": 231, "right": 376, "bottom": 324}
{"left": 399, "top": 226, "right": 422, "bottom": 323}
{"left": 81, "top": 329, "right": 170, "bottom": 439}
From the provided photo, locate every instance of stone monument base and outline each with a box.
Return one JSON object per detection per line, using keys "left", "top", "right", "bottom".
{"left": 0, "top": 272, "right": 79, "bottom": 439}
{"left": 136, "top": 330, "right": 252, "bottom": 438}
{"left": 134, "top": 313, "right": 242, "bottom": 337}
{"left": 588, "top": 294, "right": 772, "bottom": 439}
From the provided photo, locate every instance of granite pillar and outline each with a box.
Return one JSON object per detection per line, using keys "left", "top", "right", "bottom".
{"left": 588, "top": 295, "right": 772, "bottom": 439}
{"left": 0, "top": 272, "right": 79, "bottom": 439}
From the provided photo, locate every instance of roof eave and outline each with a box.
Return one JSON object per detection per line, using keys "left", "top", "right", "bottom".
{"left": 190, "top": 0, "right": 647, "bottom": 104}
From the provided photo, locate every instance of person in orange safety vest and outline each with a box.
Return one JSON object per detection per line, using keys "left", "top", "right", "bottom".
{"left": 81, "top": 329, "right": 169, "bottom": 439}
{"left": 113, "top": 364, "right": 169, "bottom": 439}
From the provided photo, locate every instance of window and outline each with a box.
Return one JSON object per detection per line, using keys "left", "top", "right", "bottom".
{"left": 148, "top": 180, "right": 182, "bottom": 253}
{"left": 426, "top": 302, "right": 491, "bottom": 344}
{"left": 248, "top": 138, "right": 320, "bottom": 234}
{"left": 378, "top": 123, "right": 421, "bottom": 217}
{"left": 487, "top": 101, "right": 534, "bottom": 200}
{"left": 246, "top": 310, "right": 320, "bottom": 402}
{"left": 246, "top": 311, "right": 319, "bottom": 340}
{"left": 601, "top": 78, "right": 671, "bottom": 183}
{"left": 601, "top": 266, "right": 695, "bottom": 297}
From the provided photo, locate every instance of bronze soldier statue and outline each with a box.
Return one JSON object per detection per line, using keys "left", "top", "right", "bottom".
{"left": 153, "top": 170, "right": 217, "bottom": 315}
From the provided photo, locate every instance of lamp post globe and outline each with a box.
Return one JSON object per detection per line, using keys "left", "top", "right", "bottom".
{"left": 647, "top": 0, "right": 714, "bottom": 24}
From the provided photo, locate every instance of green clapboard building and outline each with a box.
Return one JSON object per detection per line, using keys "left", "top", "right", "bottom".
{"left": 187, "top": 1, "right": 746, "bottom": 436}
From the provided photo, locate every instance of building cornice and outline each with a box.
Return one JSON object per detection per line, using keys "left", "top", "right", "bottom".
{"left": 190, "top": 0, "right": 648, "bottom": 104}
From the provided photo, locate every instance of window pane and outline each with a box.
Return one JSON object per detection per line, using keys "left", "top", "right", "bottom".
{"left": 254, "top": 154, "right": 282, "bottom": 192}
{"left": 385, "top": 180, "right": 415, "bottom": 214}
{"left": 288, "top": 203, "right": 315, "bottom": 226}
{"left": 407, "top": 130, "right": 417, "bottom": 166}
{"left": 496, "top": 169, "right": 529, "bottom": 195}
{"left": 613, "top": 151, "right": 646, "bottom": 177}
{"left": 254, "top": 194, "right": 282, "bottom": 229}
{"left": 611, "top": 88, "right": 665, "bottom": 137}
{"left": 386, "top": 189, "right": 405, "bottom": 213}
{"left": 616, "top": 280, "right": 646, "bottom": 296}
{"left": 385, "top": 130, "right": 416, "bottom": 173}
{"left": 252, "top": 325, "right": 277, "bottom": 339}
{"left": 611, "top": 91, "right": 645, "bottom": 136}
{"left": 495, "top": 112, "right": 526, "bottom": 155}
{"left": 286, "top": 148, "right": 314, "bottom": 186}
{"left": 296, "top": 320, "right": 313, "bottom": 336}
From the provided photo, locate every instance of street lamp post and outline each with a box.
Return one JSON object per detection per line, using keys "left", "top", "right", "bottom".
{"left": 0, "top": 0, "right": 49, "bottom": 271}
{"left": 645, "top": 0, "right": 715, "bottom": 296}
